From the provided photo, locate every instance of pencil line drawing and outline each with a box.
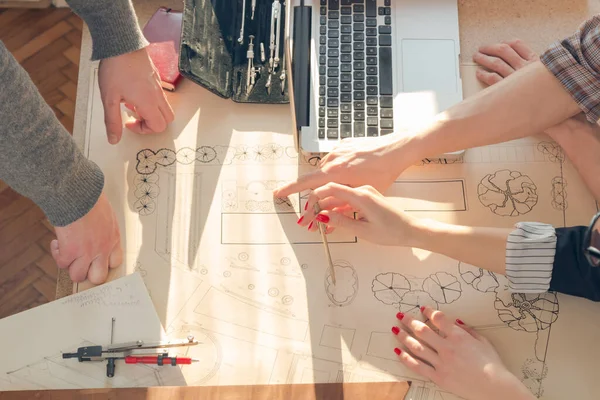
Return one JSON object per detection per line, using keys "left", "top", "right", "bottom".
{"left": 227, "top": 252, "right": 303, "bottom": 278}
{"left": 387, "top": 180, "right": 468, "bottom": 212}
{"left": 458, "top": 262, "right": 504, "bottom": 293}
{"left": 521, "top": 358, "right": 548, "bottom": 398}
{"left": 551, "top": 176, "right": 568, "bottom": 211}
{"left": 493, "top": 292, "right": 559, "bottom": 333}
{"left": 325, "top": 260, "right": 359, "bottom": 307}
{"left": 135, "top": 144, "right": 314, "bottom": 176}
{"left": 164, "top": 324, "right": 223, "bottom": 386}
{"left": 193, "top": 286, "right": 309, "bottom": 340}
{"left": 537, "top": 141, "right": 564, "bottom": 163}
{"left": 319, "top": 325, "right": 356, "bottom": 350}
{"left": 154, "top": 171, "right": 203, "bottom": 268}
{"left": 477, "top": 170, "right": 538, "bottom": 216}
{"left": 221, "top": 180, "right": 299, "bottom": 214}
{"left": 371, "top": 271, "right": 462, "bottom": 314}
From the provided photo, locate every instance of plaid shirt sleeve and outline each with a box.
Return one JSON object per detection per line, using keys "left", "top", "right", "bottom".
{"left": 541, "top": 15, "right": 600, "bottom": 123}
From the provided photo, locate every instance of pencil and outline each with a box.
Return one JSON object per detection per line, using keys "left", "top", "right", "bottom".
{"left": 313, "top": 203, "right": 336, "bottom": 285}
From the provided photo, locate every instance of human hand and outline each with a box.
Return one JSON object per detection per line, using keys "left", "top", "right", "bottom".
{"left": 273, "top": 135, "right": 409, "bottom": 199}
{"left": 392, "top": 307, "right": 535, "bottom": 400}
{"left": 473, "top": 39, "right": 581, "bottom": 141}
{"left": 297, "top": 182, "right": 419, "bottom": 246}
{"left": 51, "top": 191, "right": 122, "bottom": 284}
{"left": 98, "top": 48, "right": 174, "bottom": 145}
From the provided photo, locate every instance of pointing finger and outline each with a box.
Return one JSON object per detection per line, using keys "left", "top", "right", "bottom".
{"left": 273, "top": 169, "right": 330, "bottom": 198}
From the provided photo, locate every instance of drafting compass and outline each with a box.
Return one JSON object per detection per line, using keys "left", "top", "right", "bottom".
{"left": 62, "top": 318, "right": 200, "bottom": 377}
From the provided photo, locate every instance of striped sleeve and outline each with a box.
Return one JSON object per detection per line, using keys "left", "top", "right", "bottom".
{"left": 505, "top": 222, "right": 557, "bottom": 293}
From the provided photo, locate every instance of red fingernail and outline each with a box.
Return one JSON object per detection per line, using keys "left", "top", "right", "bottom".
{"left": 308, "top": 222, "right": 314, "bottom": 230}
{"left": 316, "top": 214, "right": 330, "bottom": 223}
{"left": 394, "top": 348, "right": 402, "bottom": 355}
{"left": 420, "top": 306, "right": 425, "bottom": 313}
{"left": 396, "top": 312, "right": 404, "bottom": 320}
{"left": 456, "top": 319, "right": 464, "bottom": 325}
{"left": 304, "top": 202, "right": 308, "bottom": 211}
{"left": 297, "top": 216, "right": 304, "bottom": 224}
{"left": 391, "top": 326, "right": 400, "bottom": 335}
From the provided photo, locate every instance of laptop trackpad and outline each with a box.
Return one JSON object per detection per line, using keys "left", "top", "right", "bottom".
{"left": 401, "top": 39, "right": 458, "bottom": 94}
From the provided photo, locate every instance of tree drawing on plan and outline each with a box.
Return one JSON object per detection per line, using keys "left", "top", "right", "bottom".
{"left": 537, "top": 141, "right": 564, "bottom": 163}
{"left": 371, "top": 273, "right": 411, "bottom": 306}
{"left": 521, "top": 358, "right": 548, "bottom": 398}
{"left": 477, "top": 170, "right": 538, "bottom": 216}
{"left": 551, "top": 176, "right": 567, "bottom": 211}
{"left": 458, "top": 262, "right": 502, "bottom": 293}
{"left": 494, "top": 292, "right": 559, "bottom": 332}
{"left": 372, "top": 272, "right": 462, "bottom": 314}
{"left": 196, "top": 146, "right": 217, "bottom": 163}
{"left": 422, "top": 273, "right": 462, "bottom": 305}
{"left": 324, "top": 260, "right": 359, "bottom": 307}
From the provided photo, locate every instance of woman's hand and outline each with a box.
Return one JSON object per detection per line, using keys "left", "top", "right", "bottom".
{"left": 393, "top": 307, "right": 535, "bottom": 400}
{"left": 273, "top": 135, "right": 410, "bottom": 199}
{"left": 296, "top": 182, "right": 419, "bottom": 247}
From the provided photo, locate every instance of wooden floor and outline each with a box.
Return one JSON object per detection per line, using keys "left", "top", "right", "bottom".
{"left": 0, "top": 6, "right": 81, "bottom": 318}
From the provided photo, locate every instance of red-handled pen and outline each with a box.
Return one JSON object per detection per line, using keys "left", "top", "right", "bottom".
{"left": 124, "top": 356, "right": 199, "bottom": 366}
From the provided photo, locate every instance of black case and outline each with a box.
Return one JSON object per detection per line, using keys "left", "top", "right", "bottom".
{"left": 179, "top": 0, "right": 289, "bottom": 103}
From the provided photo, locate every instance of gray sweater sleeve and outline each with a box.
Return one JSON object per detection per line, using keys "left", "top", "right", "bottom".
{"left": 66, "top": 0, "right": 149, "bottom": 60}
{"left": 0, "top": 42, "right": 104, "bottom": 227}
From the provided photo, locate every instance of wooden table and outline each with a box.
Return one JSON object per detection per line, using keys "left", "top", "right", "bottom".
{"left": 0, "top": 382, "right": 409, "bottom": 399}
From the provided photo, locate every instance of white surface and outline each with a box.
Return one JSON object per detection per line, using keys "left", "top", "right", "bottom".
{"left": 0, "top": 273, "right": 188, "bottom": 391}
{"left": 76, "top": 59, "right": 600, "bottom": 398}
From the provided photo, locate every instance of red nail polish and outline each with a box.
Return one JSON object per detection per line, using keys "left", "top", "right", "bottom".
{"left": 316, "top": 214, "right": 330, "bottom": 223}
{"left": 308, "top": 221, "right": 314, "bottom": 230}
{"left": 420, "top": 306, "right": 425, "bottom": 313}
{"left": 396, "top": 312, "right": 404, "bottom": 320}
{"left": 456, "top": 319, "right": 465, "bottom": 325}
{"left": 394, "top": 348, "right": 402, "bottom": 355}
{"left": 297, "top": 216, "right": 304, "bottom": 224}
{"left": 304, "top": 202, "right": 308, "bottom": 211}
{"left": 391, "top": 326, "right": 400, "bottom": 335}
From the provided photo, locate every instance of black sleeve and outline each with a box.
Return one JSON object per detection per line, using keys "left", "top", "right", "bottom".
{"left": 549, "top": 225, "right": 600, "bottom": 301}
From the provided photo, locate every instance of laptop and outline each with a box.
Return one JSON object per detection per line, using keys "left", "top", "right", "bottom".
{"left": 288, "top": 0, "right": 464, "bottom": 157}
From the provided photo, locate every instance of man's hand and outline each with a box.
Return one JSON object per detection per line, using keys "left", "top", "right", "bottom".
{"left": 98, "top": 47, "right": 174, "bottom": 145}
{"left": 51, "top": 191, "right": 122, "bottom": 284}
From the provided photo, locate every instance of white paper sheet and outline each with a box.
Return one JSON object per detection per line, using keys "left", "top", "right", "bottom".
{"left": 0, "top": 273, "right": 188, "bottom": 391}
{"left": 79, "top": 65, "right": 600, "bottom": 399}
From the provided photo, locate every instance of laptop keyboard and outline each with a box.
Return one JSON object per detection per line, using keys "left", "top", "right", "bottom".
{"left": 318, "top": 0, "right": 394, "bottom": 140}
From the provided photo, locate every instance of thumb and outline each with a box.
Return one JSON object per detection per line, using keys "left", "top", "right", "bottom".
{"left": 103, "top": 97, "right": 124, "bottom": 144}
{"left": 317, "top": 210, "right": 367, "bottom": 237}
{"left": 51, "top": 239, "right": 69, "bottom": 269}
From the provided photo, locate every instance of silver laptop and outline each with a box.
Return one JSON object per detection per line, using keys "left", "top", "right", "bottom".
{"left": 289, "top": 0, "right": 463, "bottom": 157}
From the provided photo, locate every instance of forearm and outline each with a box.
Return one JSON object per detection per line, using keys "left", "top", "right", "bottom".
{"left": 0, "top": 42, "right": 104, "bottom": 226}
{"left": 409, "top": 219, "right": 511, "bottom": 276}
{"left": 390, "top": 61, "right": 580, "bottom": 165}
{"left": 66, "top": 0, "right": 147, "bottom": 60}
{"left": 548, "top": 118, "right": 600, "bottom": 202}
